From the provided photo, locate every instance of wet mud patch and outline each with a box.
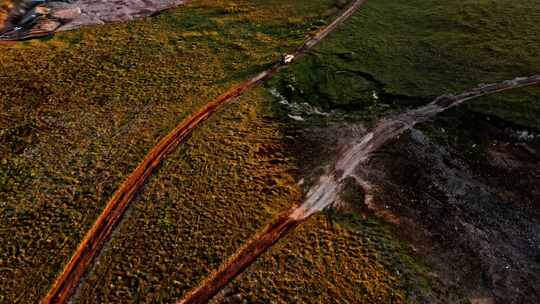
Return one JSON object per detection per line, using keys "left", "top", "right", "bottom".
{"left": 420, "top": 108, "right": 540, "bottom": 214}
{"left": 361, "top": 122, "right": 540, "bottom": 303}
{"left": 258, "top": 0, "right": 540, "bottom": 301}
{"left": 265, "top": 6, "right": 540, "bottom": 296}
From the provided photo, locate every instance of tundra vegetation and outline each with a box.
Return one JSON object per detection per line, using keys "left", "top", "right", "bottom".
{"left": 0, "top": 0, "right": 538, "bottom": 303}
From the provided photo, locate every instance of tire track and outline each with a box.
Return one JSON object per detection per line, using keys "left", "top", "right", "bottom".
{"left": 41, "top": 1, "right": 370, "bottom": 303}
{"left": 178, "top": 75, "right": 540, "bottom": 304}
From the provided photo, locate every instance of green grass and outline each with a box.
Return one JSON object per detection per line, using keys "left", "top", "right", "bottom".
{"left": 273, "top": 0, "right": 540, "bottom": 127}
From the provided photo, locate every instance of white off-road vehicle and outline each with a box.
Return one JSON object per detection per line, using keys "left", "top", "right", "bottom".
{"left": 280, "top": 54, "right": 295, "bottom": 64}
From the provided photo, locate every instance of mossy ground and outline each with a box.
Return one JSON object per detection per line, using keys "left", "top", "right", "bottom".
{"left": 273, "top": 0, "right": 540, "bottom": 128}
{"left": 0, "top": 0, "right": 429, "bottom": 303}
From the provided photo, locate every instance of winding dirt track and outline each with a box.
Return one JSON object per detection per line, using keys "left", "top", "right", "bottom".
{"left": 41, "top": 65, "right": 280, "bottom": 304}
{"left": 178, "top": 207, "right": 304, "bottom": 304}
{"left": 178, "top": 74, "right": 540, "bottom": 304}
{"left": 41, "top": 1, "right": 370, "bottom": 303}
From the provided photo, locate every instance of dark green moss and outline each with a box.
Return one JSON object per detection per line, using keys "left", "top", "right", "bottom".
{"left": 272, "top": 0, "right": 540, "bottom": 127}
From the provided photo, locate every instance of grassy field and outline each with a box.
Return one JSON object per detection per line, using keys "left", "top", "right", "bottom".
{"left": 2, "top": 0, "right": 537, "bottom": 302}
{"left": 0, "top": 0, "right": 429, "bottom": 302}
{"left": 262, "top": 1, "right": 540, "bottom": 302}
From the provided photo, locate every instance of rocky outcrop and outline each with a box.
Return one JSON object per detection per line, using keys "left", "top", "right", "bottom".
{"left": 0, "top": 0, "right": 185, "bottom": 40}
{"left": 54, "top": 0, "right": 185, "bottom": 31}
